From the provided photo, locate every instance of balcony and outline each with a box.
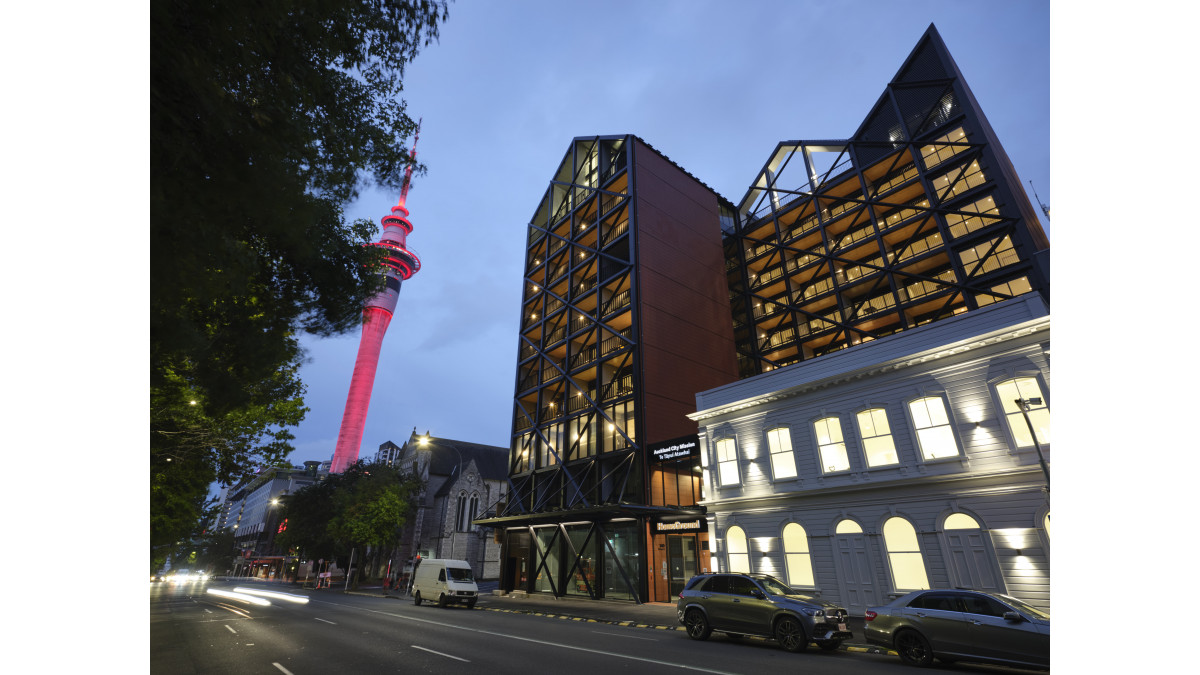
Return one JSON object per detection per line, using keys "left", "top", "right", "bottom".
{"left": 600, "top": 289, "right": 631, "bottom": 316}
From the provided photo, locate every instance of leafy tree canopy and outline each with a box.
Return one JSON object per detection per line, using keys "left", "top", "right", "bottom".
{"left": 150, "top": 0, "right": 449, "bottom": 555}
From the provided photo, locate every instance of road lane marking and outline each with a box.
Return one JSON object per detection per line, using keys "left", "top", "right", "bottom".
{"left": 411, "top": 645, "right": 470, "bottom": 662}
{"left": 315, "top": 618, "right": 337, "bottom": 624}
{"left": 311, "top": 600, "right": 742, "bottom": 675}
{"left": 273, "top": 663, "right": 295, "bottom": 675}
{"left": 591, "top": 631, "right": 657, "bottom": 640}
{"left": 224, "top": 625, "right": 237, "bottom": 634}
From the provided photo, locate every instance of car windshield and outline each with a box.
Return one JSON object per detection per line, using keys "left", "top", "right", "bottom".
{"left": 447, "top": 567, "right": 475, "bottom": 582}
{"left": 996, "top": 593, "right": 1049, "bottom": 620}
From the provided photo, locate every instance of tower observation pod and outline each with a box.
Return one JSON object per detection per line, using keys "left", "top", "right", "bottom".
{"left": 330, "top": 127, "right": 423, "bottom": 474}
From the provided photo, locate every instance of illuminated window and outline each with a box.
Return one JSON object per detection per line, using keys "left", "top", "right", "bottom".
{"left": 944, "top": 195, "right": 1000, "bottom": 239}
{"left": 782, "top": 523, "right": 814, "bottom": 587}
{"left": 1044, "top": 513, "right": 1050, "bottom": 539}
{"left": 931, "top": 159, "right": 987, "bottom": 203}
{"left": 995, "top": 377, "right": 1050, "bottom": 447}
{"left": 835, "top": 519, "right": 863, "bottom": 534}
{"left": 959, "top": 235, "right": 1019, "bottom": 277}
{"left": 908, "top": 396, "right": 960, "bottom": 460}
{"left": 814, "top": 417, "right": 850, "bottom": 473}
{"left": 883, "top": 517, "right": 930, "bottom": 591}
{"left": 715, "top": 438, "right": 740, "bottom": 486}
{"left": 766, "top": 427, "right": 797, "bottom": 480}
{"left": 726, "top": 526, "right": 750, "bottom": 573}
{"left": 856, "top": 408, "right": 899, "bottom": 467}
{"left": 944, "top": 512, "right": 980, "bottom": 529}
{"left": 919, "top": 127, "right": 970, "bottom": 169}
{"left": 975, "top": 276, "right": 1033, "bottom": 307}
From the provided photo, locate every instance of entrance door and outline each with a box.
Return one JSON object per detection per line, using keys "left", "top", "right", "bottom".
{"left": 945, "top": 529, "right": 1004, "bottom": 594}
{"left": 504, "top": 530, "right": 530, "bottom": 593}
{"left": 667, "top": 534, "right": 698, "bottom": 597}
{"left": 835, "top": 533, "right": 878, "bottom": 614}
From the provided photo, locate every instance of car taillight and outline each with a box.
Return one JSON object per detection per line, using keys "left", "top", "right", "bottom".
{"left": 864, "top": 610, "right": 877, "bottom": 621}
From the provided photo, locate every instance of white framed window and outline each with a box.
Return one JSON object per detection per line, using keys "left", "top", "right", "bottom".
{"left": 766, "top": 427, "right": 797, "bottom": 479}
{"left": 944, "top": 512, "right": 980, "bottom": 530}
{"left": 835, "top": 519, "right": 863, "bottom": 534}
{"left": 994, "top": 377, "right": 1050, "bottom": 448}
{"left": 715, "top": 437, "right": 740, "bottom": 486}
{"left": 907, "top": 395, "right": 960, "bottom": 460}
{"left": 883, "top": 516, "right": 930, "bottom": 591}
{"left": 813, "top": 417, "right": 850, "bottom": 473}
{"left": 726, "top": 525, "right": 750, "bottom": 573}
{"left": 856, "top": 408, "right": 899, "bottom": 467}
{"left": 782, "top": 523, "right": 814, "bottom": 587}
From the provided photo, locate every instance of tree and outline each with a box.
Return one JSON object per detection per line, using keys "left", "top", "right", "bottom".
{"left": 150, "top": 0, "right": 450, "bottom": 554}
{"left": 278, "top": 462, "right": 421, "bottom": 584}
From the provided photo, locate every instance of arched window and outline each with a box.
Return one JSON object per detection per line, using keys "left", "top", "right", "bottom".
{"left": 726, "top": 526, "right": 749, "bottom": 573}
{"left": 1044, "top": 512, "right": 1050, "bottom": 539}
{"left": 766, "top": 427, "right": 797, "bottom": 479}
{"left": 995, "top": 377, "right": 1050, "bottom": 447}
{"left": 814, "top": 417, "right": 850, "bottom": 473}
{"left": 461, "top": 493, "right": 479, "bottom": 531}
{"left": 944, "top": 513, "right": 981, "bottom": 530}
{"left": 782, "top": 523, "right": 814, "bottom": 587}
{"left": 835, "top": 519, "right": 863, "bottom": 534}
{"left": 455, "top": 493, "right": 468, "bottom": 531}
{"left": 883, "top": 517, "right": 929, "bottom": 591}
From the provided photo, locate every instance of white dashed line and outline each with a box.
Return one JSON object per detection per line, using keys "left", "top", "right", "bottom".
{"left": 411, "top": 645, "right": 470, "bottom": 662}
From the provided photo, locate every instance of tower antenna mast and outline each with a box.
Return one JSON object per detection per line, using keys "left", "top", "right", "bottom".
{"left": 1029, "top": 180, "right": 1050, "bottom": 221}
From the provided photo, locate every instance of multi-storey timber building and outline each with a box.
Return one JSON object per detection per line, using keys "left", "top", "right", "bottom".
{"left": 478, "top": 25, "right": 1049, "bottom": 605}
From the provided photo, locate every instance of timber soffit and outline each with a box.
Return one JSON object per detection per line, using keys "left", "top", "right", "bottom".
{"left": 688, "top": 298, "right": 1049, "bottom": 422}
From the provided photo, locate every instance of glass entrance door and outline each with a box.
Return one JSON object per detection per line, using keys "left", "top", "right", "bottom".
{"left": 667, "top": 534, "right": 697, "bottom": 596}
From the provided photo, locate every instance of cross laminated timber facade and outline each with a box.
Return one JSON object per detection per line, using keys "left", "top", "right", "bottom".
{"left": 477, "top": 25, "right": 1050, "bottom": 607}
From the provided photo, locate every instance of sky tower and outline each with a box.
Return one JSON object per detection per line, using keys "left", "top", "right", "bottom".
{"left": 330, "top": 126, "right": 423, "bottom": 473}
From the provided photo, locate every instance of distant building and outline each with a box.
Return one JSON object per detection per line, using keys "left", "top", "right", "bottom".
{"left": 224, "top": 466, "right": 318, "bottom": 579}
{"left": 388, "top": 431, "right": 508, "bottom": 580}
{"left": 373, "top": 440, "right": 403, "bottom": 466}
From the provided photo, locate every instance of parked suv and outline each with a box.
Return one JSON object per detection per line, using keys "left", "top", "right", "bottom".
{"left": 676, "top": 573, "right": 852, "bottom": 652}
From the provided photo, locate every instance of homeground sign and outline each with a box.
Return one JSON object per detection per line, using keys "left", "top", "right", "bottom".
{"left": 647, "top": 434, "right": 700, "bottom": 463}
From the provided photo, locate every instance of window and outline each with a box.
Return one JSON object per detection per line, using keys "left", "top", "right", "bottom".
{"left": 919, "top": 127, "right": 970, "bottom": 169}
{"left": 856, "top": 408, "right": 899, "bottom": 467}
{"left": 813, "top": 417, "right": 850, "bottom": 473}
{"left": 458, "top": 493, "right": 479, "bottom": 532}
{"left": 766, "top": 427, "right": 797, "bottom": 479}
{"left": 726, "top": 526, "right": 749, "bottom": 573}
{"left": 995, "top": 377, "right": 1050, "bottom": 447}
{"left": 883, "top": 517, "right": 930, "bottom": 591}
{"left": 961, "top": 593, "right": 1009, "bottom": 617}
{"left": 715, "top": 438, "right": 740, "bottom": 486}
{"left": 455, "top": 494, "right": 467, "bottom": 532}
{"left": 782, "top": 523, "right": 814, "bottom": 587}
{"left": 908, "top": 396, "right": 960, "bottom": 460}
{"left": 835, "top": 519, "right": 863, "bottom": 534}
{"left": 958, "top": 234, "right": 1019, "bottom": 277}
{"left": 944, "top": 512, "right": 980, "bottom": 530}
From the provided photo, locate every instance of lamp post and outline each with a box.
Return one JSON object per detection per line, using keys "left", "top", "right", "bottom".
{"left": 1015, "top": 397, "right": 1050, "bottom": 492}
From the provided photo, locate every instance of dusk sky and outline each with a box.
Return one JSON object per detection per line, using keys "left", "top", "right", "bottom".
{"left": 289, "top": 0, "right": 1052, "bottom": 466}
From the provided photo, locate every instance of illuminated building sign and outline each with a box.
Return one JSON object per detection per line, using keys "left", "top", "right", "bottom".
{"left": 653, "top": 518, "right": 707, "bottom": 533}
{"left": 648, "top": 434, "right": 700, "bottom": 463}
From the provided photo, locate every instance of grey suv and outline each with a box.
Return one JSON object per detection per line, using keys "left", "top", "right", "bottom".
{"left": 676, "top": 573, "right": 852, "bottom": 652}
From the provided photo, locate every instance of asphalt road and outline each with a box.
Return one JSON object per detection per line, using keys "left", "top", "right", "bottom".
{"left": 151, "top": 580, "right": 1044, "bottom": 674}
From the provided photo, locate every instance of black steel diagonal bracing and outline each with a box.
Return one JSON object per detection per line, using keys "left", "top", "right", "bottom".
{"left": 595, "top": 522, "right": 642, "bottom": 604}
{"left": 503, "top": 474, "right": 532, "bottom": 516}
{"left": 529, "top": 525, "right": 563, "bottom": 596}
{"left": 561, "top": 526, "right": 599, "bottom": 598}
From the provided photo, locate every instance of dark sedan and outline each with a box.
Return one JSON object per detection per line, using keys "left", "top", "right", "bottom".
{"left": 864, "top": 589, "right": 1049, "bottom": 669}
{"left": 677, "top": 572, "right": 852, "bottom": 652}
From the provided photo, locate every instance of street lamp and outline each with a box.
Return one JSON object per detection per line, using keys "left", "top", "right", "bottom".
{"left": 1015, "top": 397, "right": 1050, "bottom": 492}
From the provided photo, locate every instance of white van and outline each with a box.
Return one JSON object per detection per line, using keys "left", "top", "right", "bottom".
{"left": 411, "top": 559, "right": 478, "bottom": 608}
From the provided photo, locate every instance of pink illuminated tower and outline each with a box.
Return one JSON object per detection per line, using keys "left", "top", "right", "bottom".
{"left": 330, "top": 126, "right": 424, "bottom": 473}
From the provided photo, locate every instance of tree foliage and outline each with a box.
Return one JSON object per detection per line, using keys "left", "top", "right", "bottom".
{"left": 150, "top": 0, "right": 449, "bottom": 554}
{"left": 277, "top": 462, "right": 420, "bottom": 561}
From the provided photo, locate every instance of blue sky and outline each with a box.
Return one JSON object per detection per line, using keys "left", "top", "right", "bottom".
{"left": 288, "top": 0, "right": 1052, "bottom": 464}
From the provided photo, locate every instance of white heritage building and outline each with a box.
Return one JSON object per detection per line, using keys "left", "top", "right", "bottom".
{"left": 690, "top": 295, "right": 1050, "bottom": 614}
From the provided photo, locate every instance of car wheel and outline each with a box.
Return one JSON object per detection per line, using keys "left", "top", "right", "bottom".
{"left": 684, "top": 608, "right": 712, "bottom": 641}
{"left": 437, "top": 593, "right": 448, "bottom": 608}
{"left": 817, "top": 640, "right": 842, "bottom": 651}
{"left": 895, "top": 629, "right": 934, "bottom": 667}
{"left": 413, "top": 591, "right": 422, "bottom": 606}
{"left": 774, "top": 616, "right": 809, "bottom": 653}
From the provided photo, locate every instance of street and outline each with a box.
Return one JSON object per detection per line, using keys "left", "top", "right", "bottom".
{"left": 151, "top": 580, "right": 1048, "bottom": 674}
